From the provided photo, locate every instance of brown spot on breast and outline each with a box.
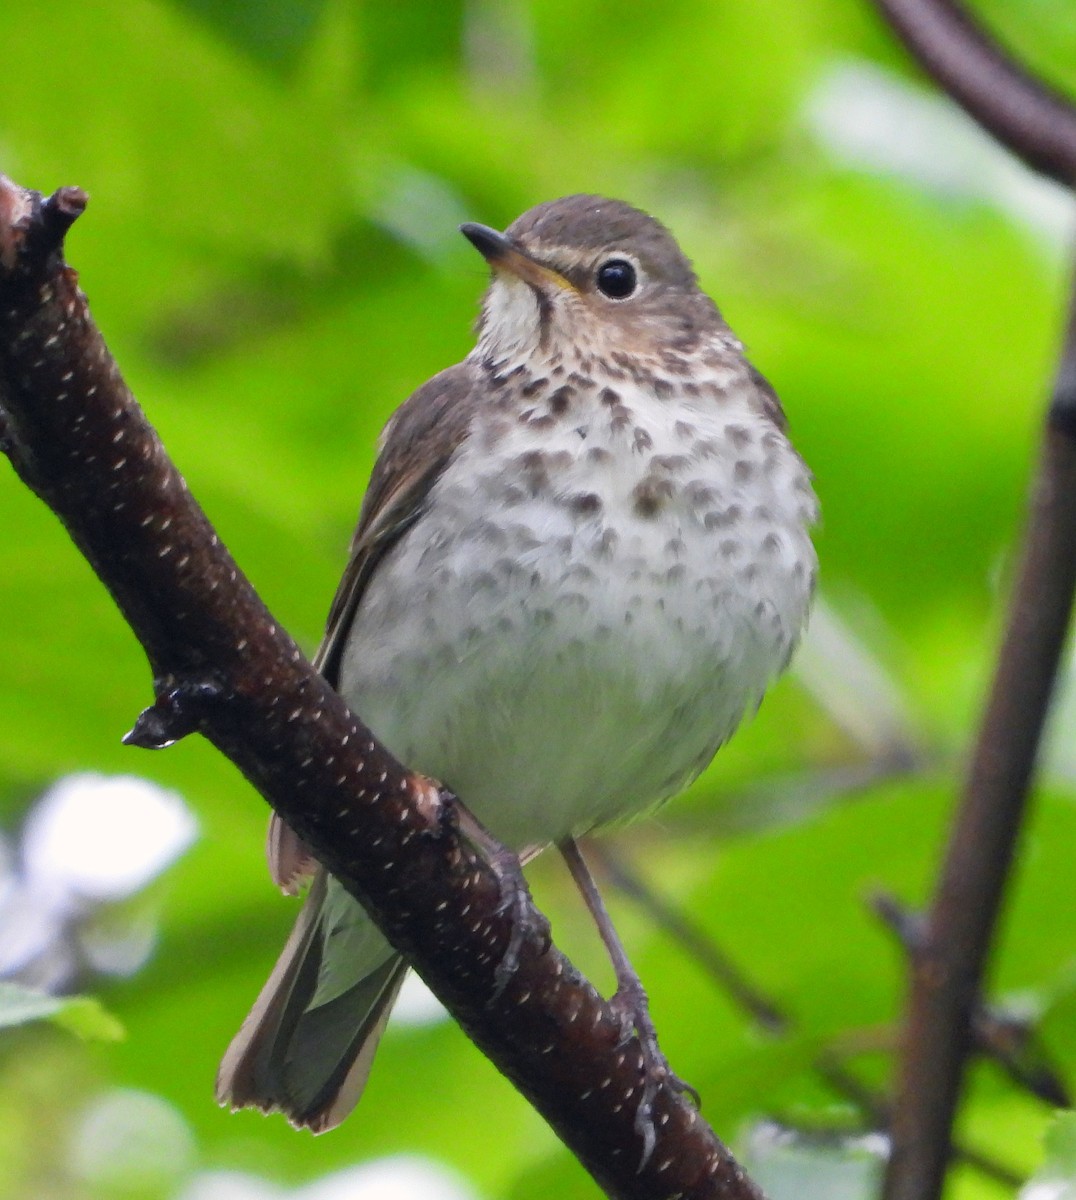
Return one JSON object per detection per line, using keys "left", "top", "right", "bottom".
{"left": 609, "top": 403, "right": 632, "bottom": 433}
{"left": 587, "top": 446, "right": 612, "bottom": 463}
{"left": 633, "top": 427, "right": 653, "bottom": 453}
{"left": 563, "top": 562, "right": 597, "bottom": 583}
{"left": 633, "top": 477, "right": 674, "bottom": 517}
{"left": 747, "top": 363, "right": 788, "bottom": 430}
{"left": 734, "top": 459, "right": 757, "bottom": 483}
{"left": 467, "top": 571, "right": 499, "bottom": 595}
{"left": 652, "top": 453, "right": 690, "bottom": 473}
{"left": 549, "top": 385, "right": 574, "bottom": 415}
{"left": 568, "top": 492, "right": 602, "bottom": 515}
{"left": 514, "top": 450, "right": 549, "bottom": 494}
{"left": 761, "top": 532, "right": 782, "bottom": 555}
{"left": 599, "top": 386, "right": 620, "bottom": 406}
{"left": 568, "top": 372, "right": 594, "bottom": 388}
{"left": 653, "top": 378, "right": 674, "bottom": 399}
{"left": 491, "top": 364, "right": 527, "bottom": 388}
{"left": 521, "top": 377, "right": 548, "bottom": 397}
{"left": 611, "top": 351, "right": 653, "bottom": 385}
{"left": 704, "top": 506, "right": 742, "bottom": 530}
{"left": 493, "top": 555, "right": 527, "bottom": 582}
{"left": 479, "top": 413, "right": 512, "bottom": 446}
{"left": 725, "top": 424, "right": 752, "bottom": 450}
{"left": 597, "top": 528, "right": 619, "bottom": 557}
{"left": 674, "top": 420, "right": 696, "bottom": 440}
{"left": 719, "top": 538, "right": 742, "bottom": 558}
{"left": 685, "top": 481, "right": 718, "bottom": 506}
{"left": 463, "top": 518, "right": 509, "bottom": 549}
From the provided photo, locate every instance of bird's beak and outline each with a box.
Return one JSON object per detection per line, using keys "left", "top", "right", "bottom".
{"left": 460, "top": 223, "right": 574, "bottom": 292}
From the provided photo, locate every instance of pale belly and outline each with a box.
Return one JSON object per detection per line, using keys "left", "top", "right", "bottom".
{"left": 338, "top": 391, "right": 816, "bottom": 850}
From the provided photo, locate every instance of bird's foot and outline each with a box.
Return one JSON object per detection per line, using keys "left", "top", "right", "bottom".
{"left": 609, "top": 975, "right": 700, "bottom": 1170}
{"left": 453, "top": 804, "right": 551, "bottom": 1000}
{"left": 486, "top": 841, "right": 552, "bottom": 998}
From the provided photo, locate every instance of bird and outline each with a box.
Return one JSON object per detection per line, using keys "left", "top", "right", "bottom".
{"left": 216, "top": 194, "right": 818, "bottom": 1134}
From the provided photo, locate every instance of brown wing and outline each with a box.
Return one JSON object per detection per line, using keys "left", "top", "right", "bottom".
{"left": 314, "top": 361, "right": 482, "bottom": 685}
{"left": 267, "top": 360, "right": 481, "bottom": 890}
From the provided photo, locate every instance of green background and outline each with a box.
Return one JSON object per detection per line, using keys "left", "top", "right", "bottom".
{"left": 1, "top": 1, "right": 1075, "bottom": 1197}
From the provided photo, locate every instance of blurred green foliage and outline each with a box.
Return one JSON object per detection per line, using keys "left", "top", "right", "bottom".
{"left": 1, "top": 1, "right": 1075, "bottom": 1197}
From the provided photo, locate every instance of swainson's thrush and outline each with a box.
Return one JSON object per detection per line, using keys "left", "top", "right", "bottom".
{"left": 217, "top": 195, "right": 818, "bottom": 1133}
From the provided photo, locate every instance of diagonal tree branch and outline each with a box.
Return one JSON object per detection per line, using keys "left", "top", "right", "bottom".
{"left": 0, "top": 175, "right": 763, "bottom": 1200}
{"left": 869, "top": 4, "right": 1076, "bottom": 1197}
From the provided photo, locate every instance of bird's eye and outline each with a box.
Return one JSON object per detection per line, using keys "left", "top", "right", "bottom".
{"left": 596, "top": 258, "right": 638, "bottom": 299}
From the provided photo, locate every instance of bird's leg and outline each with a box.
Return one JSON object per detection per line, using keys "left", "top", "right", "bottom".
{"left": 454, "top": 803, "right": 551, "bottom": 997}
{"left": 559, "top": 837, "right": 700, "bottom": 1165}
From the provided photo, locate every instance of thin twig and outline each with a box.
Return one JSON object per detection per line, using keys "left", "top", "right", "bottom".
{"left": 867, "top": 4, "right": 1076, "bottom": 1197}
{"left": 883, "top": 343, "right": 1076, "bottom": 1199}
{"left": 888, "top": 282, "right": 1076, "bottom": 1195}
{"left": 0, "top": 175, "right": 762, "bottom": 1200}
{"left": 594, "top": 846, "right": 1025, "bottom": 1190}
{"left": 873, "top": 893, "right": 1071, "bottom": 1108}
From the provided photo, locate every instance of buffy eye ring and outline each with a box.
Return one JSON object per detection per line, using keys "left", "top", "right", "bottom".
{"left": 596, "top": 258, "right": 638, "bottom": 299}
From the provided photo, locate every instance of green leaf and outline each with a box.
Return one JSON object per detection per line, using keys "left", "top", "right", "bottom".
{"left": 0, "top": 983, "right": 125, "bottom": 1042}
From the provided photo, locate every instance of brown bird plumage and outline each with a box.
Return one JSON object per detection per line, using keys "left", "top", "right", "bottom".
{"left": 218, "top": 195, "right": 818, "bottom": 1133}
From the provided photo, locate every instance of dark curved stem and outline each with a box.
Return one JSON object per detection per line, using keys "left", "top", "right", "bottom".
{"left": 875, "top": 0, "right": 1076, "bottom": 185}
{"left": 882, "top": 270, "right": 1076, "bottom": 1200}
{"left": 0, "top": 175, "right": 762, "bottom": 1200}
{"left": 865, "top": 5, "right": 1076, "bottom": 1197}
{"left": 596, "top": 846, "right": 1026, "bottom": 1190}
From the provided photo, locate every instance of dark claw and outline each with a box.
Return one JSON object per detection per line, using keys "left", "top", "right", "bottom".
{"left": 488, "top": 843, "right": 552, "bottom": 1000}
{"left": 449, "top": 802, "right": 551, "bottom": 1002}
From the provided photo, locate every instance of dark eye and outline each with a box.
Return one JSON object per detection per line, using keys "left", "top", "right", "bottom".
{"left": 596, "top": 258, "right": 638, "bottom": 299}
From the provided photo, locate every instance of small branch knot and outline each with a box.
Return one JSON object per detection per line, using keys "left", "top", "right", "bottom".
{"left": 124, "top": 676, "right": 228, "bottom": 749}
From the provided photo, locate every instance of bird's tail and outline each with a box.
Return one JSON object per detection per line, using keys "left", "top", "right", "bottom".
{"left": 216, "top": 869, "right": 408, "bottom": 1132}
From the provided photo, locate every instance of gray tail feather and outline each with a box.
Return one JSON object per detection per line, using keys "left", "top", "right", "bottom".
{"left": 216, "top": 871, "right": 408, "bottom": 1132}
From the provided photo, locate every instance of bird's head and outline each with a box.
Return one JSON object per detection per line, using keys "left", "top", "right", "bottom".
{"left": 463, "top": 195, "right": 729, "bottom": 372}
